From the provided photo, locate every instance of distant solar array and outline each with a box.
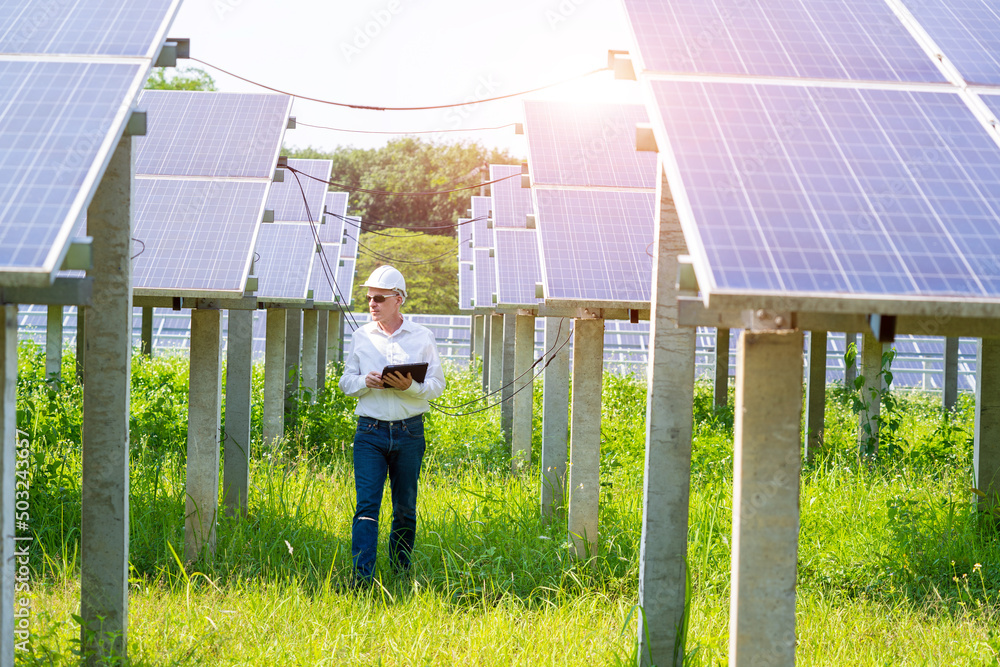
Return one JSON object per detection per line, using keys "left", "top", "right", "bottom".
{"left": 489, "top": 164, "right": 532, "bottom": 228}
{"left": 458, "top": 262, "right": 474, "bottom": 311}
{"left": 458, "top": 219, "right": 473, "bottom": 262}
{"left": 493, "top": 229, "right": 542, "bottom": 307}
{"left": 270, "top": 159, "right": 331, "bottom": 222}
{"left": 0, "top": 0, "right": 179, "bottom": 285}
{"left": 336, "top": 258, "right": 356, "bottom": 305}
{"left": 341, "top": 218, "right": 360, "bottom": 258}
{"left": 470, "top": 195, "right": 493, "bottom": 248}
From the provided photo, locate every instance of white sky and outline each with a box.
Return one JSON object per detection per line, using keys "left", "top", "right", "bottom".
{"left": 169, "top": 0, "right": 643, "bottom": 158}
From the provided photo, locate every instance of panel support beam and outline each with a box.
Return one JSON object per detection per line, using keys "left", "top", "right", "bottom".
{"left": 301, "top": 309, "right": 319, "bottom": 402}
{"left": 263, "top": 308, "right": 286, "bottom": 447}
{"left": 0, "top": 307, "right": 17, "bottom": 667}
{"left": 512, "top": 313, "right": 535, "bottom": 471}
{"left": 473, "top": 314, "right": 485, "bottom": 360}
{"left": 501, "top": 314, "right": 516, "bottom": 446}
{"left": 729, "top": 329, "right": 803, "bottom": 667}
{"left": 714, "top": 327, "right": 730, "bottom": 407}
{"left": 185, "top": 308, "right": 222, "bottom": 561}
{"left": 223, "top": 309, "right": 252, "bottom": 517}
{"left": 284, "top": 307, "right": 302, "bottom": 418}
{"left": 46, "top": 305, "right": 63, "bottom": 381}
{"left": 317, "top": 310, "right": 328, "bottom": 392}
{"left": 489, "top": 314, "right": 503, "bottom": 397}
{"left": 858, "top": 331, "right": 883, "bottom": 458}
{"left": 76, "top": 307, "right": 86, "bottom": 382}
{"left": 638, "top": 168, "right": 696, "bottom": 667}
{"left": 482, "top": 314, "right": 492, "bottom": 393}
{"left": 80, "top": 134, "right": 132, "bottom": 663}
{"left": 326, "top": 310, "right": 342, "bottom": 365}
{"left": 975, "top": 338, "right": 1000, "bottom": 516}
{"left": 541, "top": 317, "right": 570, "bottom": 517}
{"left": 568, "top": 317, "right": 604, "bottom": 558}
{"left": 140, "top": 306, "right": 152, "bottom": 356}
{"left": 843, "top": 332, "right": 857, "bottom": 389}
{"left": 805, "top": 331, "right": 827, "bottom": 462}
{"left": 943, "top": 336, "right": 959, "bottom": 411}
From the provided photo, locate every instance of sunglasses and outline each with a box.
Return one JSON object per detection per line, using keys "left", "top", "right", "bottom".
{"left": 365, "top": 294, "right": 399, "bottom": 303}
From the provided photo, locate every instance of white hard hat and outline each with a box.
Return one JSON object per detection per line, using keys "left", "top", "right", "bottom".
{"left": 361, "top": 265, "right": 407, "bottom": 299}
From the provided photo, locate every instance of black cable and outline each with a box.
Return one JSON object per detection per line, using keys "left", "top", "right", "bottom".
{"left": 326, "top": 210, "right": 486, "bottom": 233}
{"left": 296, "top": 121, "right": 519, "bottom": 135}
{"left": 131, "top": 237, "right": 145, "bottom": 260}
{"left": 190, "top": 57, "right": 610, "bottom": 111}
{"left": 285, "top": 164, "right": 517, "bottom": 197}
{"left": 354, "top": 235, "right": 459, "bottom": 265}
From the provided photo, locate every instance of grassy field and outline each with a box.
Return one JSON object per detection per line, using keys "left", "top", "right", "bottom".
{"left": 15, "top": 341, "right": 1000, "bottom": 665}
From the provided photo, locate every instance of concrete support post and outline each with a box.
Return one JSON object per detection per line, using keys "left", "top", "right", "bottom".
{"left": 223, "top": 309, "right": 252, "bottom": 517}
{"left": 482, "top": 315, "right": 492, "bottom": 393}
{"left": 805, "top": 330, "right": 827, "bottom": 462}
{"left": 470, "top": 314, "right": 479, "bottom": 362}
{"left": 80, "top": 135, "right": 132, "bottom": 662}
{"left": 474, "top": 314, "right": 485, "bottom": 359}
{"left": 541, "top": 317, "right": 570, "bottom": 517}
{"left": 185, "top": 309, "right": 222, "bottom": 561}
{"left": 317, "top": 311, "right": 328, "bottom": 392}
{"left": 301, "top": 309, "right": 319, "bottom": 402}
{"left": 0, "top": 307, "right": 17, "bottom": 667}
{"left": 326, "top": 309, "right": 342, "bottom": 365}
{"left": 489, "top": 314, "right": 503, "bottom": 396}
{"left": 263, "top": 308, "right": 286, "bottom": 448}
{"left": 637, "top": 171, "right": 697, "bottom": 667}
{"left": 284, "top": 307, "right": 302, "bottom": 417}
{"left": 567, "top": 317, "right": 604, "bottom": 558}
{"left": 975, "top": 338, "right": 1000, "bottom": 512}
{"left": 501, "top": 314, "right": 516, "bottom": 445}
{"left": 76, "top": 307, "right": 85, "bottom": 382}
{"left": 944, "top": 337, "right": 959, "bottom": 411}
{"left": 843, "top": 332, "right": 857, "bottom": 389}
{"left": 46, "top": 304, "right": 63, "bottom": 380}
{"left": 140, "top": 305, "right": 152, "bottom": 357}
{"left": 729, "top": 329, "right": 804, "bottom": 667}
{"left": 714, "top": 327, "right": 730, "bottom": 408}
{"left": 858, "top": 330, "right": 883, "bottom": 457}
{"left": 512, "top": 313, "right": 535, "bottom": 471}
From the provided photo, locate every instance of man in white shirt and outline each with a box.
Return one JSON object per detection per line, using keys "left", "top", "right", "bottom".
{"left": 338, "top": 265, "right": 446, "bottom": 585}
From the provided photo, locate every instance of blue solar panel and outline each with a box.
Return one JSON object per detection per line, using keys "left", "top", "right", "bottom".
{"left": 336, "top": 257, "right": 356, "bottom": 305}
{"left": 652, "top": 80, "right": 1000, "bottom": 300}
{"left": 458, "top": 219, "right": 473, "bottom": 262}
{"left": 340, "top": 218, "right": 360, "bottom": 258}
{"left": 269, "top": 159, "right": 331, "bottom": 222}
{"left": 494, "top": 229, "right": 542, "bottom": 306}
{"left": 132, "top": 179, "right": 266, "bottom": 294}
{"left": 0, "top": 60, "right": 140, "bottom": 277}
{"left": 254, "top": 223, "right": 317, "bottom": 301}
{"left": 309, "top": 243, "right": 342, "bottom": 305}
{"left": 458, "top": 261, "right": 474, "bottom": 311}
{"left": 534, "top": 189, "right": 655, "bottom": 303}
{"left": 135, "top": 91, "right": 291, "bottom": 179}
{"left": 471, "top": 195, "right": 493, "bottom": 247}
{"left": 622, "top": 0, "right": 945, "bottom": 82}
{"left": 0, "top": 0, "right": 178, "bottom": 57}
{"left": 473, "top": 248, "right": 496, "bottom": 308}
{"left": 489, "top": 164, "right": 532, "bottom": 227}
{"left": 902, "top": 0, "right": 1000, "bottom": 85}
{"left": 523, "top": 101, "right": 657, "bottom": 189}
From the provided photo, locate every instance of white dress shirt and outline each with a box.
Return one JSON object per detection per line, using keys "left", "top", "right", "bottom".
{"left": 339, "top": 317, "right": 447, "bottom": 421}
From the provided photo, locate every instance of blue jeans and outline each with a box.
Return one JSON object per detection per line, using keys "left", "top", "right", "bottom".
{"left": 351, "top": 414, "right": 426, "bottom": 581}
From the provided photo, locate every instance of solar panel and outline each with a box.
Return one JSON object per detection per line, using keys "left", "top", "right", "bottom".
{"left": 135, "top": 91, "right": 292, "bottom": 179}
{"left": 0, "top": 0, "right": 179, "bottom": 57}
{"left": 458, "top": 219, "right": 474, "bottom": 262}
{"left": 132, "top": 179, "right": 267, "bottom": 294}
{"left": 523, "top": 101, "right": 657, "bottom": 189}
{"left": 0, "top": 60, "right": 143, "bottom": 281}
{"left": 901, "top": 0, "right": 1000, "bottom": 85}
{"left": 493, "top": 228, "right": 542, "bottom": 307}
{"left": 336, "top": 257, "right": 356, "bottom": 305}
{"left": 489, "top": 164, "right": 532, "bottom": 227}
{"left": 651, "top": 80, "right": 1000, "bottom": 303}
{"left": 254, "top": 223, "right": 317, "bottom": 302}
{"left": 621, "top": 0, "right": 946, "bottom": 82}
{"left": 269, "top": 159, "right": 331, "bottom": 222}
{"left": 341, "top": 217, "right": 360, "bottom": 258}
{"left": 309, "top": 243, "right": 342, "bottom": 305}
{"left": 458, "top": 261, "right": 474, "bottom": 311}
{"left": 534, "top": 189, "right": 655, "bottom": 303}
{"left": 473, "top": 247, "right": 496, "bottom": 308}
{"left": 471, "top": 195, "right": 493, "bottom": 247}
{"left": 326, "top": 191, "right": 349, "bottom": 218}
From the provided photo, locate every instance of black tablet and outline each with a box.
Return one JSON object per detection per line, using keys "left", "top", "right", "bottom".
{"left": 381, "top": 362, "right": 429, "bottom": 384}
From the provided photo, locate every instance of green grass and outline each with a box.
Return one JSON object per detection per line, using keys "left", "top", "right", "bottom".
{"left": 15, "top": 340, "right": 1000, "bottom": 665}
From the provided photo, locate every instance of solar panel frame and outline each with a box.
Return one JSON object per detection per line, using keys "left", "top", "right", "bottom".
{"left": 898, "top": 0, "right": 1000, "bottom": 86}
{"left": 269, "top": 158, "right": 331, "bottom": 222}
{"left": 523, "top": 101, "right": 657, "bottom": 190}
{"left": 340, "top": 217, "right": 360, "bottom": 258}
{"left": 489, "top": 164, "right": 532, "bottom": 227}
{"left": 646, "top": 79, "right": 1000, "bottom": 316}
{"left": 493, "top": 228, "right": 543, "bottom": 308}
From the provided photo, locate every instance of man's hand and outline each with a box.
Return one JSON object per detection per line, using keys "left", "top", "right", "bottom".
{"left": 364, "top": 371, "right": 385, "bottom": 389}
{"left": 382, "top": 371, "right": 413, "bottom": 391}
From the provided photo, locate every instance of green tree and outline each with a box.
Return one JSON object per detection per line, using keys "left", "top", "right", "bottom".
{"left": 286, "top": 138, "right": 520, "bottom": 237}
{"left": 351, "top": 230, "right": 459, "bottom": 314}
{"left": 144, "top": 67, "right": 217, "bottom": 91}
